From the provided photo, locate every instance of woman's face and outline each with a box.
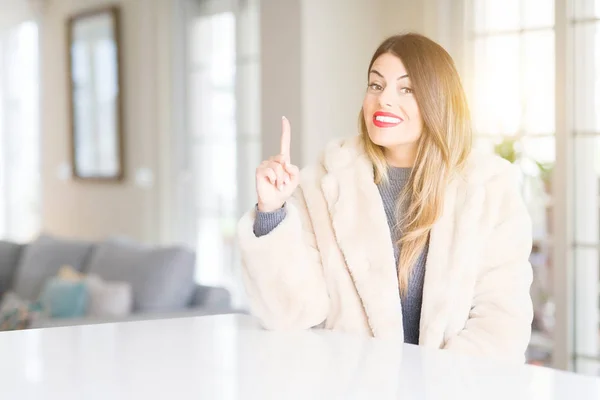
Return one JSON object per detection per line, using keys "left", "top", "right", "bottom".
{"left": 362, "top": 53, "right": 423, "bottom": 158}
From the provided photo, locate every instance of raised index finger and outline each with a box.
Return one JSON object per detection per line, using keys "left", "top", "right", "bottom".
{"left": 280, "top": 116, "right": 291, "bottom": 162}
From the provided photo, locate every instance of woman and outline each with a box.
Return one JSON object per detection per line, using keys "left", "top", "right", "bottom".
{"left": 236, "top": 33, "right": 533, "bottom": 363}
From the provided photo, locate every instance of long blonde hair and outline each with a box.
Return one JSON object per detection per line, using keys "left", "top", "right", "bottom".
{"left": 359, "top": 33, "right": 472, "bottom": 295}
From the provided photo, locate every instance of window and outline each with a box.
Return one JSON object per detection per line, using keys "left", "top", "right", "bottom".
{"left": 175, "top": 0, "right": 260, "bottom": 307}
{"left": 0, "top": 21, "right": 40, "bottom": 242}
{"left": 570, "top": 0, "right": 600, "bottom": 376}
{"left": 467, "top": 0, "right": 556, "bottom": 366}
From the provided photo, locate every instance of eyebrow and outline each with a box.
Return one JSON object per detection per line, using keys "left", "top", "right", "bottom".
{"left": 369, "top": 69, "right": 409, "bottom": 80}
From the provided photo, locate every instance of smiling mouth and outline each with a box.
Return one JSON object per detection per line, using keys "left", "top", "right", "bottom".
{"left": 373, "top": 111, "right": 403, "bottom": 128}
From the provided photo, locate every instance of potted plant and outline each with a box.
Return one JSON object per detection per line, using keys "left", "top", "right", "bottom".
{"left": 494, "top": 136, "right": 521, "bottom": 164}
{"left": 535, "top": 161, "right": 554, "bottom": 195}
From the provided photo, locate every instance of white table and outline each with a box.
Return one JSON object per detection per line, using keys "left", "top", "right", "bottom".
{"left": 0, "top": 314, "right": 598, "bottom": 399}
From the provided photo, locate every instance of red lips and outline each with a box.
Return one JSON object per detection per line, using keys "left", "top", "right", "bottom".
{"left": 372, "top": 111, "right": 403, "bottom": 128}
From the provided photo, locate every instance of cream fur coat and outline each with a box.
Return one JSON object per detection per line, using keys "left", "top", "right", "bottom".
{"left": 237, "top": 135, "right": 534, "bottom": 363}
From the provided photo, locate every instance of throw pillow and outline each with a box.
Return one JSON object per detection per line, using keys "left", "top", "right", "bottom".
{"left": 38, "top": 277, "right": 88, "bottom": 319}
{"left": 0, "top": 292, "right": 44, "bottom": 331}
{"left": 84, "top": 274, "right": 133, "bottom": 318}
{"left": 57, "top": 265, "right": 84, "bottom": 282}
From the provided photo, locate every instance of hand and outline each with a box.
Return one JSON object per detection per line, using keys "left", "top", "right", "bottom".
{"left": 256, "top": 117, "right": 300, "bottom": 212}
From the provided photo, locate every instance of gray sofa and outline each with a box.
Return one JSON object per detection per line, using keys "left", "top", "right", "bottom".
{"left": 0, "top": 233, "right": 234, "bottom": 329}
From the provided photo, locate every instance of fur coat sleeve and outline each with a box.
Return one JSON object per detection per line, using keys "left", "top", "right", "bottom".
{"left": 236, "top": 183, "right": 329, "bottom": 331}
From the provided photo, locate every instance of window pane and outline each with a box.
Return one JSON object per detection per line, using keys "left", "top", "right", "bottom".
{"left": 472, "top": 35, "right": 520, "bottom": 135}
{"left": 573, "top": 246, "right": 600, "bottom": 375}
{"left": 237, "top": 62, "right": 260, "bottom": 137}
{"left": 189, "top": 12, "right": 211, "bottom": 68}
{"left": 189, "top": 70, "right": 210, "bottom": 137}
{"left": 573, "top": 22, "right": 600, "bottom": 134}
{"left": 237, "top": 0, "right": 259, "bottom": 58}
{"left": 573, "top": 0, "right": 600, "bottom": 19}
{"left": 0, "top": 22, "right": 40, "bottom": 242}
{"left": 190, "top": 70, "right": 236, "bottom": 139}
{"left": 521, "top": 136, "right": 554, "bottom": 240}
{"left": 473, "top": 0, "right": 486, "bottom": 33}
{"left": 193, "top": 141, "right": 238, "bottom": 215}
{"left": 474, "top": 0, "right": 520, "bottom": 33}
{"left": 189, "top": 11, "right": 236, "bottom": 140}
{"left": 523, "top": 0, "right": 554, "bottom": 29}
{"left": 195, "top": 214, "right": 238, "bottom": 286}
{"left": 238, "top": 139, "right": 261, "bottom": 212}
{"left": 575, "top": 359, "right": 600, "bottom": 377}
{"left": 573, "top": 136, "right": 600, "bottom": 244}
{"left": 473, "top": 135, "right": 502, "bottom": 155}
{"left": 523, "top": 31, "right": 555, "bottom": 135}
{"left": 529, "top": 241, "right": 554, "bottom": 367}
{"left": 522, "top": 135, "right": 555, "bottom": 165}
{"left": 190, "top": 11, "right": 235, "bottom": 71}
{"left": 472, "top": 0, "right": 552, "bottom": 32}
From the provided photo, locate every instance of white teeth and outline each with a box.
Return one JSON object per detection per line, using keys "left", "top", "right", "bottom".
{"left": 375, "top": 116, "right": 401, "bottom": 123}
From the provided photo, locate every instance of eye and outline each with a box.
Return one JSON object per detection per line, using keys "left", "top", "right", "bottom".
{"left": 368, "top": 83, "right": 383, "bottom": 91}
{"left": 399, "top": 87, "right": 413, "bottom": 94}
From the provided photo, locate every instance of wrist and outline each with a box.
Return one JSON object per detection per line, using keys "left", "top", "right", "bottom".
{"left": 257, "top": 202, "right": 284, "bottom": 213}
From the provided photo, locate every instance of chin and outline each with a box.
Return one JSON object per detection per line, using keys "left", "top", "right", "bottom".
{"left": 367, "top": 127, "right": 411, "bottom": 149}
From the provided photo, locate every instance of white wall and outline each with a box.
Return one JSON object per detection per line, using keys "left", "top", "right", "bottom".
{"left": 40, "top": 0, "right": 170, "bottom": 243}
{"left": 259, "top": 0, "right": 305, "bottom": 165}
{"left": 0, "top": 0, "right": 36, "bottom": 32}
{"left": 300, "top": 0, "right": 387, "bottom": 165}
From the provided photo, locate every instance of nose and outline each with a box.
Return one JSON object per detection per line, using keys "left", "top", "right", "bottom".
{"left": 378, "top": 86, "right": 395, "bottom": 108}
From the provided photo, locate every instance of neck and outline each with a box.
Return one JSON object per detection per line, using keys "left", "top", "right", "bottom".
{"left": 384, "top": 144, "right": 417, "bottom": 168}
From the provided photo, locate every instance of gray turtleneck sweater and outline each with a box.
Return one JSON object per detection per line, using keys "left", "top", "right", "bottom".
{"left": 252, "top": 166, "right": 427, "bottom": 345}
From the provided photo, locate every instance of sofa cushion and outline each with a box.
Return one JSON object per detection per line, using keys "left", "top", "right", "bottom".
{"left": 190, "top": 285, "right": 232, "bottom": 312}
{"left": 11, "top": 234, "right": 94, "bottom": 301}
{"left": 0, "top": 241, "right": 23, "bottom": 298}
{"left": 85, "top": 238, "right": 196, "bottom": 312}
